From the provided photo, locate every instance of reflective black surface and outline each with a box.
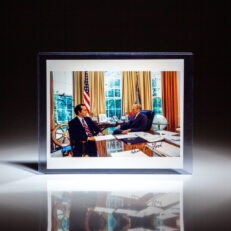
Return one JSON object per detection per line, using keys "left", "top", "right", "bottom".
{"left": 0, "top": 142, "right": 231, "bottom": 231}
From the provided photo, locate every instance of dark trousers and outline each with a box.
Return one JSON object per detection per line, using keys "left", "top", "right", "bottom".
{"left": 73, "top": 141, "right": 98, "bottom": 157}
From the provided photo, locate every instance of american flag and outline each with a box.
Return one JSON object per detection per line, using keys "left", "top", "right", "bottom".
{"left": 135, "top": 71, "right": 141, "bottom": 104}
{"left": 84, "top": 71, "right": 90, "bottom": 116}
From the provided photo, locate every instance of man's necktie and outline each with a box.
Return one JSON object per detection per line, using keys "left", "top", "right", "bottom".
{"left": 132, "top": 116, "right": 135, "bottom": 121}
{"left": 82, "top": 119, "right": 93, "bottom": 137}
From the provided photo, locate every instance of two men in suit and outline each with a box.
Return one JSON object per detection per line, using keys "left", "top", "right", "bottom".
{"left": 69, "top": 103, "right": 148, "bottom": 156}
{"left": 113, "top": 104, "right": 148, "bottom": 135}
{"left": 68, "top": 104, "right": 103, "bottom": 157}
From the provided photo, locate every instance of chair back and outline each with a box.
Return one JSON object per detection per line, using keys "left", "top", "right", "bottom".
{"left": 140, "top": 110, "right": 155, "bottom": 131}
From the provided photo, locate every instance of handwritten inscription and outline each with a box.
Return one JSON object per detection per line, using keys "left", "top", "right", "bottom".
{"left": 131, "top": 149, "right": 140, "bottom": 154}
{"left": 151, "top": 142, "right": 162, "bottom": 149}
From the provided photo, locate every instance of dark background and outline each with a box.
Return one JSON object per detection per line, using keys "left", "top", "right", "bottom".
{"left": 1, "top": 1, "right": 231, "bottom": 230}
{"left": 2, "top": 1, "right": 230, "bottom": 151}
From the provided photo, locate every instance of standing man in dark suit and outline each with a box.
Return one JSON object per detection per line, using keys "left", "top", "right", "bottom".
{"left": 113, "top": 104, "right": 148, "bottom": 135}
{"left": 68, "top": 104, "right": 104, "bottom": 157}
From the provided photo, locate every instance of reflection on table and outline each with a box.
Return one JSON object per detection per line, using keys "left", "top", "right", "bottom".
{"left": 50, "top": 190, "right": 182, "bottom": 231}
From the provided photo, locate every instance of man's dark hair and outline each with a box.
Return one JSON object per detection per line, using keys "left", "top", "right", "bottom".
{"left": 88, "top": 211, "right": 106, "bottom": 231}
{"left": 74, "top": 104, "right": 85, "bottom": 115}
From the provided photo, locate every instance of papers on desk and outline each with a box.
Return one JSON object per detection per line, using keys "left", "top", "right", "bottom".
{"left": 146, "top": 142, "right": 180, "bottom": 157}
{"left": 163, "top": 135, "right": 181, "bottom": 146}
{"left": 116, "top": 132, "right": 164, "bottom": 143}
{"left": 135, "top": 133, "right": 164, "bottom": 143}
{"left": 132, "top": 131, "right": 146, "bottom": 136}
{"left": 155, "top": 130, "right": 178, "bottom": 136}
{"left": 94, "top": 135, "right": 115, "bottom": 141}
{"left": 110, "top": 149, "right": 148, "bottom": 157}
{"left": 114, "top": 133, "right": 137, "bottom": 139}
{"left": 162, "top": 135, "right": 180, "bottom": 141}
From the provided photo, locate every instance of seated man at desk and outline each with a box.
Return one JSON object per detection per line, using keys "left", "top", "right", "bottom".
{"left": 113, "top": 104, "right": 147, "bottom": 135}
{"left": 69, "top": 104, "right": 103, "bottom": 157}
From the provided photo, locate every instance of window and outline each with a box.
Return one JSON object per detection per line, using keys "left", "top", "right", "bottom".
{"left": 152, "top": 72, "right": 162, "bottom": 115}
{"left": 104, "top": 71, "right": 122, "bottom": 119}
{"left": 53, "top": 71, "right": 73, "bottom": 124}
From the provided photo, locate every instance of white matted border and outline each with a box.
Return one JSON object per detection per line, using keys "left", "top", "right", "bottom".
{"left": 46, "top": 59, "right": 184, "bottom": 169}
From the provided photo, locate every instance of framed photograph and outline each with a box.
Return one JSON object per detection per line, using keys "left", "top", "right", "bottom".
{"left": 99, "top": 114, "right": 107, "bottom": 123}
{"left": 38, "top": 52, "right": 193, "bottom": 174}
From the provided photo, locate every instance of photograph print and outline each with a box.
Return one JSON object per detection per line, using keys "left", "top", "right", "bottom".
{"left": 38, "top": 53, "right": 193, "bottom": 172}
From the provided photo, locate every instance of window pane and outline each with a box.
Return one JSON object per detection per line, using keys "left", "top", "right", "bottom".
{"left": 67, "top": 110, "right": 72, "bottom": 121}
{"left": 108, "top": 110, "right": 115, "bottom": 118}
{"left": 106, "top": 99, "right": 109, "bottom": 108}
{"left": 109, "top": 80, "right": 114, "bottom": 89}
{"left": 152, "top": 72, "right": 162, "bottom": 115}
{"left": 152, "top": 79, "right": 157, "bottom": 87}
{"left": 153, "top": 98, "right": 157, "bottom": 108}
{"left": 157, "top": 98, "right": 162, "bottom": 107}
{"left": 154, "top": 108, "right": 158, "bottom": 115}
{"left": 115, "top": 99, "right": 121, "bottom": 109}
{"left": 153, "top": 88, "right": 157, "bottom": 96}
{"left": 57, "top": 110, "right": 66, "bottom": 123}
{"left": 108, "top": 89, "right": 114, "bottom": 97}
{"left": 108, "top": 99, "right": 115, "bottom": 108}
{"left": 116, "top": 110, "right": 121, "bottom": 119}
{"left": 54, "top": 98, "right": 57, "bottom": 110}
{"left": 106, "top": 110, "right": 110, "bottom": 118}
{"left": 54, "top": 110, "right": 58, "bottom": 123}
{"left": 115, "top": 89, "right": 120, "bottom": 97}
{"left": 66, "top": 96, "right": 72, "bottom": 108}
{"left": 115, "top": 79, "right": 120, "bottom": 87}
{"left": 104, "top": 71, "right": 122, "bottom": 119}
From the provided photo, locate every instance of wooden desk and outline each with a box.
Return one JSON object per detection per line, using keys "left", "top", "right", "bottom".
{"left": 95, "top": 130, "right": 180, "bottom": 157}
{"left": 95, "top": 139, "right": 179, "bottom": 157}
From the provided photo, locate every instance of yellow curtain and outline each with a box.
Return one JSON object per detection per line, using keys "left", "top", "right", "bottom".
{"left": 50, "top": 71, "right": 55, "bottom": 150}
{"left": 162, "top": 71, "right": 178, "bottom": 132}
{"left": 88, "top": 71, "right": 106, "bottom": 117}
{"left": 73, "top": 71, "right": 84, "bottom": 117}
{"left": 122, "top": 71, "right": 137, "bottom": 115}
{"left": 138, "top": 71, "right": 153, "bottom": 110}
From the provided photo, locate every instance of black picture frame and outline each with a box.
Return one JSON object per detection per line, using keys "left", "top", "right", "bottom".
{"left": 38, "top": 52, "right": 193, "bottom": 174}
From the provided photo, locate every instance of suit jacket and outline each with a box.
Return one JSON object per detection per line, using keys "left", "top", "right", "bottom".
{"left": 69, "top": 116, "right": 102, "bottom": 142}
{"left": 68, "top": 117, "right": 102, "bottom": 157}
{"left": 120, "top": 113, "right": 148, "bottom": 132}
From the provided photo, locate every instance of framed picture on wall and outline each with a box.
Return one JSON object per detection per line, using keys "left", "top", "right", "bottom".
{"left": 38, "top": 52, "right": 193, "bottom": 174}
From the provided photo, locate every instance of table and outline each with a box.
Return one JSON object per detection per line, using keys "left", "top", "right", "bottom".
{"left": 95, "top": 131, "right": 180, "bottom": 157}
